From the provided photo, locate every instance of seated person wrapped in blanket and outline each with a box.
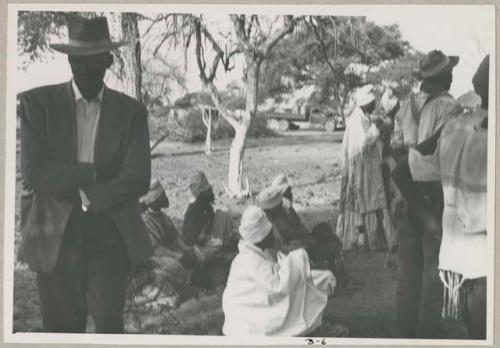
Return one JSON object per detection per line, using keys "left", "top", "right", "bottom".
{"left": 222, "top": 206, "right": 347, "bottom": 337}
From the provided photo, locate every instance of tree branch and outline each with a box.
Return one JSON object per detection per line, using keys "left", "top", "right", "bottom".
{"left": 230, "top": 14, "right": 251, "bottom": 52}
{"left": 307, "top": 17, "right": 336, "bottom": 74}
{"left": 261, "top": 15, "right": 295, "bottom": 58}
{"left": 193, "top": 21, "right": 239, "bottom": 129}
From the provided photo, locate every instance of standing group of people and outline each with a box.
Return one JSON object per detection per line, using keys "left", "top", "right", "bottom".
{"left": 337, "top": 49, "right": 489, "bottom": 339}
{"left": 17, "top": 15, "right": 489, "bottom": 340}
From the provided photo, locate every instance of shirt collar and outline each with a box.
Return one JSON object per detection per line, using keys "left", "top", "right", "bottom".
{"left": 72, "top": 79, "right": 104, "bottom": 103}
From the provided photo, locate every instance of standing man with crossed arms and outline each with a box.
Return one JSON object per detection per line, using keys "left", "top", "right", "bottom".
{"left": 19, "top": 16, "right": 152, "bottom": 333}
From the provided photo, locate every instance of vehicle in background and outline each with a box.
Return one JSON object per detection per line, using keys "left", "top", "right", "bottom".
{"left": 266, "top": 104, "right": 345, "bottom": 132}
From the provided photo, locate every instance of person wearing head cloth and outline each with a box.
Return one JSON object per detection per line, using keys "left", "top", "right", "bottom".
{"left": 389, "top": 50, "right": 464, "bottom": 339}
{"left": 264, "top": 175, "right": 344, "bottom": 273}
{"left": 336, "top": 83, "right": 396, "bottom": 253}
{"left": 222, "top": 206, "right": 339, "bottom": 336}
{"left": 127, "top": 179, "right": 197, "bottom": 312}
{"left": 256, "top": 184, "right": 312, "bottom": 252}
{"left": 18, "top": 16, "right": 152, "bottom": 333}
{"left": 269, "top": 173, "right": 309, "bottom": 237}
{"left": 182, "top": 171, "right": 237, "bottom": 262}
{"left": 378, "top": 88, "right": 408, "bottom": 248}
{"left": 140, "top": 179, "right": 191, "bottom": 253}
{"left": 405, "top": 55, "right": 489, "bottom": 339}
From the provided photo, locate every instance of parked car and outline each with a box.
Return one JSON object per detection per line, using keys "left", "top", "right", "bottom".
{"left": 266, "top": 104, "right": 345, "bottom": 132}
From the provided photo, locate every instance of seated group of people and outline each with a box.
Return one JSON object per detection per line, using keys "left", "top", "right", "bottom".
{"left": 128, "top": 171, "right": 237, "bottom": 310}
{"left": 130, "top": 171, "right": 346, "bottom": 337}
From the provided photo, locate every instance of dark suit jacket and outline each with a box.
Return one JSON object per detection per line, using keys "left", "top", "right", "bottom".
{"left": 19, "top": 81, "right": 153, "bottom": 273}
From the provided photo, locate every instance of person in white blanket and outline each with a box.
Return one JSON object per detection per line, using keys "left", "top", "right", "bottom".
{"left": 222, "top": 205, "right": 336, "bottom": 336}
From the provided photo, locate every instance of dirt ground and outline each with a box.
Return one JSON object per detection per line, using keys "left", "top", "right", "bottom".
{"left": 12, "top": 129, "right": 467, "bottom": 338}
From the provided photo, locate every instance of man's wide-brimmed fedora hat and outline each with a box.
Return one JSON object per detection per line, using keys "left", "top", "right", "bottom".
{"left": 414, "top": 50, "right": 459, "bottom": 79}
{"left": 50, "top": 16, "right": 126, "bottom": 56}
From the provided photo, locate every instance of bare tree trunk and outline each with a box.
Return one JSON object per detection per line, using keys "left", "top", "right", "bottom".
{"left": 202, "top": 108, "right": 212, "bottom": 156}
{"left": 120, "top": 12, "right": 143, "bottom": 103}
{"left": 226, "top": 63, "right": 259, "bottom": 197}
{"left": 227, "top": 123, "right": 249, "bottom": 197}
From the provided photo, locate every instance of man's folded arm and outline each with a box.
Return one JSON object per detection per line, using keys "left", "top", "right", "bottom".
{"left": 83, "top": 106, "right": 151, "bottom": 213}
{"left": 20, "top": 92, "right": 96, "bottom": 195}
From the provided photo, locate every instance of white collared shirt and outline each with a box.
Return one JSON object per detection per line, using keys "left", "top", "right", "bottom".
{"left": 72, "top": 80, "right": 104, "bottom": 207}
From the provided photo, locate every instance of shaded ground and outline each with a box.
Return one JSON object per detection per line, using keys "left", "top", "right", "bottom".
{"left": 12, "top": 129, "right": 466, "bottom": 338}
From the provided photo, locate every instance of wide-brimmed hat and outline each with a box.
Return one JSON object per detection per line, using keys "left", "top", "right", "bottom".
{"left": 141, "top": 179, "right": 168, "bottom": 206}
{"left": 256, "top": 184, "right": 288, "bottom": 210}
{"left": 354, "top": 84, "right": 376, "bottom": 107}
{"left": 189, "top": 171, "right": 212, "bottom": 199}
{"left": 239, "top": 206, "right": 273, "bottom": 244}
{"left": 50, "top": 16, "right": 126, "bottom": 56}
{"left": 414, "top": 50, "right": 459, "bottom": 80}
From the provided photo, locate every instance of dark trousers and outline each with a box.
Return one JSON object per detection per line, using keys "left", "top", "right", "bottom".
{"left": 462, "top": 277, "right": 487, "bottom": 339}
{"left": 36, "top": 208, "right": 130, "bottom": 333}
{"left": 396, "top": 213, "right": 444, "bottom": 338}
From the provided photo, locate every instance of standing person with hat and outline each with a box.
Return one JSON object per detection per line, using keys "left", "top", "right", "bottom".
{"left": 336, "top": 84, "right": 395, "bottom": 251}
{"left": 222, "top": 206, "right": 339, "bottom": 336}
{"left": 18, "top": 16, "right": 152, "bottom": 333}
{"left": 406, "top": 55, "right": 489, "bottom": 339}
{"left": 390, "top": 50, "right": 463, "bottom": 338}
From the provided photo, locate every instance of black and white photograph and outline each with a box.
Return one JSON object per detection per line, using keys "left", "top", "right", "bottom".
{"left": 3, "top": 3, "right": 495, "bottom": 345}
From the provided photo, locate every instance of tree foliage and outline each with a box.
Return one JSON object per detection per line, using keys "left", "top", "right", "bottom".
{"left": 260, "top": 17, "right": 411, "bottom": 115}
{"left": 17, "top": 11, "right": 98, "bottom": 68}
{"left": 366, "top": 51, "right": 424, "bottom": 98}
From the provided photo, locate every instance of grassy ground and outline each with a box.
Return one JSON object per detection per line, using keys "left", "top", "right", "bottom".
{"left": 12, "top": 129, "right": 467, "bottom": 337}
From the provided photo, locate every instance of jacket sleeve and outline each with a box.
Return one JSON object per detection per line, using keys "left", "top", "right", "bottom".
{"left": 20, "top": 91, "right": 96, "bottom": 195}
{"left": 83, "top": 105, "right": 151, "bottom": 213}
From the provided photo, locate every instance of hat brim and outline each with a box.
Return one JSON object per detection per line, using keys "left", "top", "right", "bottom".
{"left": 50, "top": 42, "right": 126, "bottom": 56}
{"left": 414, "top": 55, "right": 459, "bottom": 80}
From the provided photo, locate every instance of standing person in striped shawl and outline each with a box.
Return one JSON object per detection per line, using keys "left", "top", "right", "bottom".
{"left": 407, "top": 55, "right": 489, "bottom": 339}
{"left": 336, "top": 84, "right": 396, "bottom": 251}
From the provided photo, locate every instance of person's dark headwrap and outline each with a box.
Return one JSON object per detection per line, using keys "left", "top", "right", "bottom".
{"left": 472, "top": 55, "right": 489, "bottom": 104}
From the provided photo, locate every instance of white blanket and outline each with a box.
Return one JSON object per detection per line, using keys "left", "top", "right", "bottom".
{"left": 222, "top": 240, "right": 336, "bottom": 336}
